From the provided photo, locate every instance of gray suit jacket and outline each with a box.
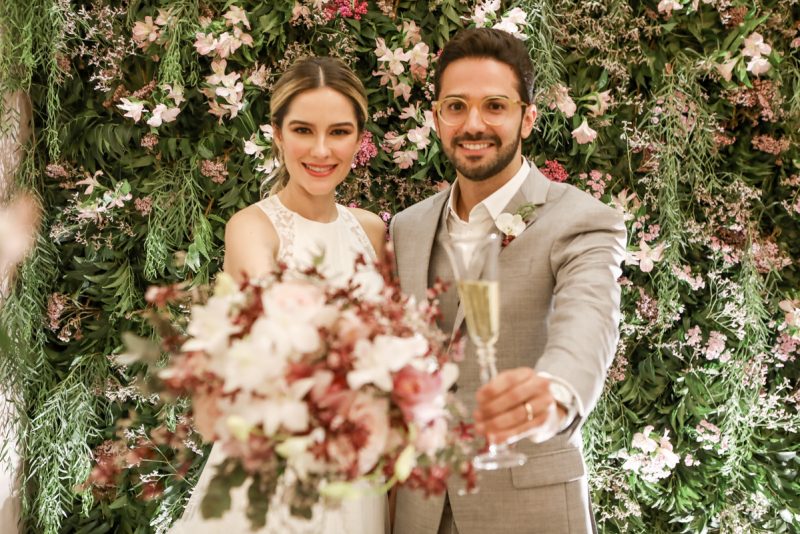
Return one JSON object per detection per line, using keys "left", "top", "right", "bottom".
{"left": 390, "top": 164, "right": 626, "bottom": 534}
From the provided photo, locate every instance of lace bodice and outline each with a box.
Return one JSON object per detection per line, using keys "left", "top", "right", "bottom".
{"left": 255, "top": 195, "right": 376, "bottom": 283}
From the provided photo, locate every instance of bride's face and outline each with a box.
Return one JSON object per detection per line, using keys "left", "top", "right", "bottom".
{"left": 274, "top": 87, "right": 362, "bottom": 197}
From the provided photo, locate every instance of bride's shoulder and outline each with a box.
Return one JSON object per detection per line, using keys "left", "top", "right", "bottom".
{"left": 223, "top": 202, "right": 280, "bottom": 280}
{"left": 225, "top": 202, "right": 278, "bottom": 242}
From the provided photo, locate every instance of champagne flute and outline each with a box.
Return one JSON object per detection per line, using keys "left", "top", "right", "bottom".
{"left": 444, "top": 233, "right": 527, "bottom": 471}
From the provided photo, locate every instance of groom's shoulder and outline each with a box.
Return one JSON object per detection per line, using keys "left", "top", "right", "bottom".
{"left": 393, "top": 188, "right": 449, "bottom": 228}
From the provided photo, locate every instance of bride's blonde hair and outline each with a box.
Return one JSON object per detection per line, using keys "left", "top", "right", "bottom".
{"left": 267, "top": 57, "right": 368, "bottom": 196}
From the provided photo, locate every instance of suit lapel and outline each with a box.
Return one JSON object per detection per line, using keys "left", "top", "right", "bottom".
{"left": 499, "top": 163, "right": 551, "bottom": 237}
{"left": 401, "top": 190, "right": 449, "bottom": 304}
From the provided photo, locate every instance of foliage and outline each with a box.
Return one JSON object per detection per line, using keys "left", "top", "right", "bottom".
{"left": 0, "top": 0, "right": 798, "bottom": 533}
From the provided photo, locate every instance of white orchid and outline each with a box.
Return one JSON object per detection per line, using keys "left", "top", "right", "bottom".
{"left": 571, "top": 118, "right": 598, "bottom": 144}
{"left": 495, "top": 212, "right": 526, "bottom": 238}
{"left": 223, "top": 5, "right": 250, "bottom": 29}
{"left": 746, "top": 56, "right": 771, "bottom": 76}
{"left": 347, "top": 334, "right": 429, "bottom": 391}
{"left": 378, "top": 47, "right": 410, "bottom": 76}
{"left": 182, "top": 295, "right": 242, "bottom": 358}
{"left": 742, "top": 32, "right": 772, "bottom": 58}
{"left": 194, "top": 32, "right": 218, "bottom": 56}
{"left": 260, "top": 378, "right": 315, "bottom": 436}
{"left": 406, "top": 125, "right": 432, "bottom": 150}
{"left": 117, "top": 98, "right": 146, "bottom": 122}
{"left": 626, "top": 240, "right": 666, "bottom": 273}
{"left": 146, "top": 104, "right": 180, "bottom": 127}
{"left": 657, "top": 0, "right": 682, "bottom": 15}
{"left": 162, "top": 84, "right": 185, "bottom": 106}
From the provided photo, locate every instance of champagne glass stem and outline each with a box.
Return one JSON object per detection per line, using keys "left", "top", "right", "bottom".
{"left": 475, "top": 342, "right": 499, "bottom": 385}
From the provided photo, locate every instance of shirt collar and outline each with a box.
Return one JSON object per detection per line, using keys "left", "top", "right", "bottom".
{"left": 447, "top": 158, "right": 531, "bottom": 223}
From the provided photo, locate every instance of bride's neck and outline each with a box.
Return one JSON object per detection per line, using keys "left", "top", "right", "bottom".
{"left": 277, "top": 184, "right": 338, "bottom": 222}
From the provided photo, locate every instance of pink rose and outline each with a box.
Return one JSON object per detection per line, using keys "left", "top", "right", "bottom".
{"left": 348, "top": 393, "right": 389, "bottom": 475}
{"left": 392, "top": 365, "right": 445, "bottom": 426}
{"left": 262, "top": 279, "right": 326, "bottom": 323}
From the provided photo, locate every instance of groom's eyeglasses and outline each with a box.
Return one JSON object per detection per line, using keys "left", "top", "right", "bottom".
{"left": 432, "top": 96, "right": 527, "bottom": 127}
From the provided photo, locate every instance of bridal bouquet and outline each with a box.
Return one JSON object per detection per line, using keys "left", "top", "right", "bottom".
{"left": 127, "top": 259, "right": 476, "bottom": 528}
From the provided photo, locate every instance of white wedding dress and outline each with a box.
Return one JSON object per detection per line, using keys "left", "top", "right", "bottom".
{"left": 170, "top": 195, "right": 387, "bottom": 534}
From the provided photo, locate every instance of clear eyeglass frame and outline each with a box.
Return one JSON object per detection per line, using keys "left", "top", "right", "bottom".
{"left": 432, "top": 95, "right": 528, "bottom": 127}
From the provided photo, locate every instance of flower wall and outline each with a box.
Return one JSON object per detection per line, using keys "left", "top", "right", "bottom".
{"left": 0, "top": 0, "right": 798, "bottom": 532}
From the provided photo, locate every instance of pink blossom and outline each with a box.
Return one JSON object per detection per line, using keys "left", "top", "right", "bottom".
{"left": 194, "top": 32, "right": 218, "bottom": 56}
{"left": 626, "top": 240, "right": 666, "bottom": 273}
{"left": 632, "top": 426, "right": 658, "bottom": 453}
{"left": 747, "top": 56, "right": 771, "bottom": 76}
{"left": 263, "top": 279, "right": 328, "bottom": 324}
{"left": 392, "top": 365, "right": 445, "bottom": 425}
{"left": 407, "top": 126, "right": 431, "bottom": 150}
{"left": 571, "top": 119, "right": 597, "bottom": 144}
{"left": 352, "top": 131, "right": 378, "bottom": 168}
{"left": 132, "top": 16, "right": 160, "bottom": 49}
{"left": 117, "top": 98, "right": 146, "bottom": 122}
{"left": 685, "top": 325, "right": 702, "bottom": 347}
{"left": 548, "top": 84, "right": 576, "bottom": 118}
{"left": 348, "top": 393, "right": 389, "bottom": 475}
{"left": 588, "top": 90, "right": 612, "bottom": 117}
{"left": 223, "top": 6, "right": 250, "bottom": 29}
{"left": 215, "top": 32, "right": 240, "bottom": 58}
{"left": 778, "top": 300, "right": 800, "bottom": 328}
{"left": 154, "top": 8, "right": 174, "bottom": 27}
{"left": 146, "top": 104, "right": 180, "bottom": 127}
{"left": 392, "top": 81, "right": 412, "bottom": 101}
{"left": 379, "top": 48, "right": 410, "bottom": 76}
{"left": 415, "top": 417, "right": 448, "bottom": 456}
{"left": 657, "top": 0, "right": 682, "bottom": 16}
{"left": 402, "top": 20, "right": 422, "bottom": 46}
{"left": 716, "top": 57, "right": 738, "bottom": 82}
{"left": 742, "top": 32, "right": 772, "bottom": 58}
{"left": 393, "top": 149, "right": 418, "bottom": 169}
{"left": 291, "top": 3, "right": 311, "bottom": 23}
{"left": 539, "top": 160, "right": 569, "bottom": 182}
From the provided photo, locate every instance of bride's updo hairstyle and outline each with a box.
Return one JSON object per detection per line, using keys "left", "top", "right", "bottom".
{"left": 268, "top": 57, "right": 368, "bottom": 195}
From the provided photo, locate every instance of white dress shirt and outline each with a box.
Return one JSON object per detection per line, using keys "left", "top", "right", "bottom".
{"left": 445, "top": 159, "right": 581, "bottom": 442}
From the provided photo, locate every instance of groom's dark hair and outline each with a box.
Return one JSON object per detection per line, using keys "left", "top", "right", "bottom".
{"left": 434, "top": 27, "right": 534, "bottom": 104}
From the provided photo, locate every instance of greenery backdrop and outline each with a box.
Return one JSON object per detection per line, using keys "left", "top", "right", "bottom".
{"left": 1, "top": 0, "right": 798, "bottom": 532}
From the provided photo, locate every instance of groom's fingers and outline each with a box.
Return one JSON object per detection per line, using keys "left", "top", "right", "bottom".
{"left": 475, "top": 394, "right": 551, "bottom": 434}
{"left": 473, "top": 367, "right": 556, "bottom": 439}
{"left": 475, "top": 367, "right": 534, "bottom": 405}
{"left": 475, "top": 368, "right": 550, "bottom": 420}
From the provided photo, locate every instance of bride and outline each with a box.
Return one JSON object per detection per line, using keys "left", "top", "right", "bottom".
{"left": 170, "top": 57, "right": 387, "bottom": 533}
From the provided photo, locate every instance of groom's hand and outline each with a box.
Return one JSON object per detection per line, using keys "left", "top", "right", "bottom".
{"left": 472, "top": 367, "right": 567, "bottom": 445}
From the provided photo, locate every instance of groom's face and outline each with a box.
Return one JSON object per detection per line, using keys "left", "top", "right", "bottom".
{"left": 434, "top": 57, "right": 536, "bottom": 183}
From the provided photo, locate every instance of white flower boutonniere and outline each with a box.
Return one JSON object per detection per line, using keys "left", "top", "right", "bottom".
{"left": 496, "top": 202, "right": 536, "bottom": 247}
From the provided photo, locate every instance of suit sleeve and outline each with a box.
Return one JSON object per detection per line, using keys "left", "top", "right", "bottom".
{"left": 534, "top": 193, "right": 626, "bottom": 420}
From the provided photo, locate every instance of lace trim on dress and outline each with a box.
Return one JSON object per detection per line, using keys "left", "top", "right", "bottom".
{"left": 337, "top": 205, "right": 378, "bottom": 262}
{"left": 255, "top": 196, "right": 295, "bottom": 267}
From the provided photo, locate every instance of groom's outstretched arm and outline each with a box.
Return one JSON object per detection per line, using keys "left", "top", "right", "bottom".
{"left": 474, "top": 198, "right": 626, "bottom": 444}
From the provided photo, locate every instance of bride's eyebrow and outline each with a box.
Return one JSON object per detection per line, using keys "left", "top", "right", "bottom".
{"left": 287, "top": 119, "right": 355, "bottom": 128}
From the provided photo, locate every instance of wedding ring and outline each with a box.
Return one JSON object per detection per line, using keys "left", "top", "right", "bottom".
{"left": 524, "top": 401, "right": 534, "bottom": 422}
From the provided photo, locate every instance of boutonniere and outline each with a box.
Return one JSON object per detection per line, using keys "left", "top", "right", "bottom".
{"left": 495, "top": 202, "right": 536, "bottom": 247}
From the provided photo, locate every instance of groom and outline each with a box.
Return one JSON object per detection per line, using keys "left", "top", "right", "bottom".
{"left": 390, "top": 28, "right": 626, "bottom": 534}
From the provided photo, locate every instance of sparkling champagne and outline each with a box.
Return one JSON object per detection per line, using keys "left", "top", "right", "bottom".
{"left": 458, "top": 280, "right": 499, "bottom": 347}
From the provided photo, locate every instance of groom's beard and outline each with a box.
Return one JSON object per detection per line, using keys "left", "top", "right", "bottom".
{"left": 444, "top": 131, "right": 521, "bottom": 182}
